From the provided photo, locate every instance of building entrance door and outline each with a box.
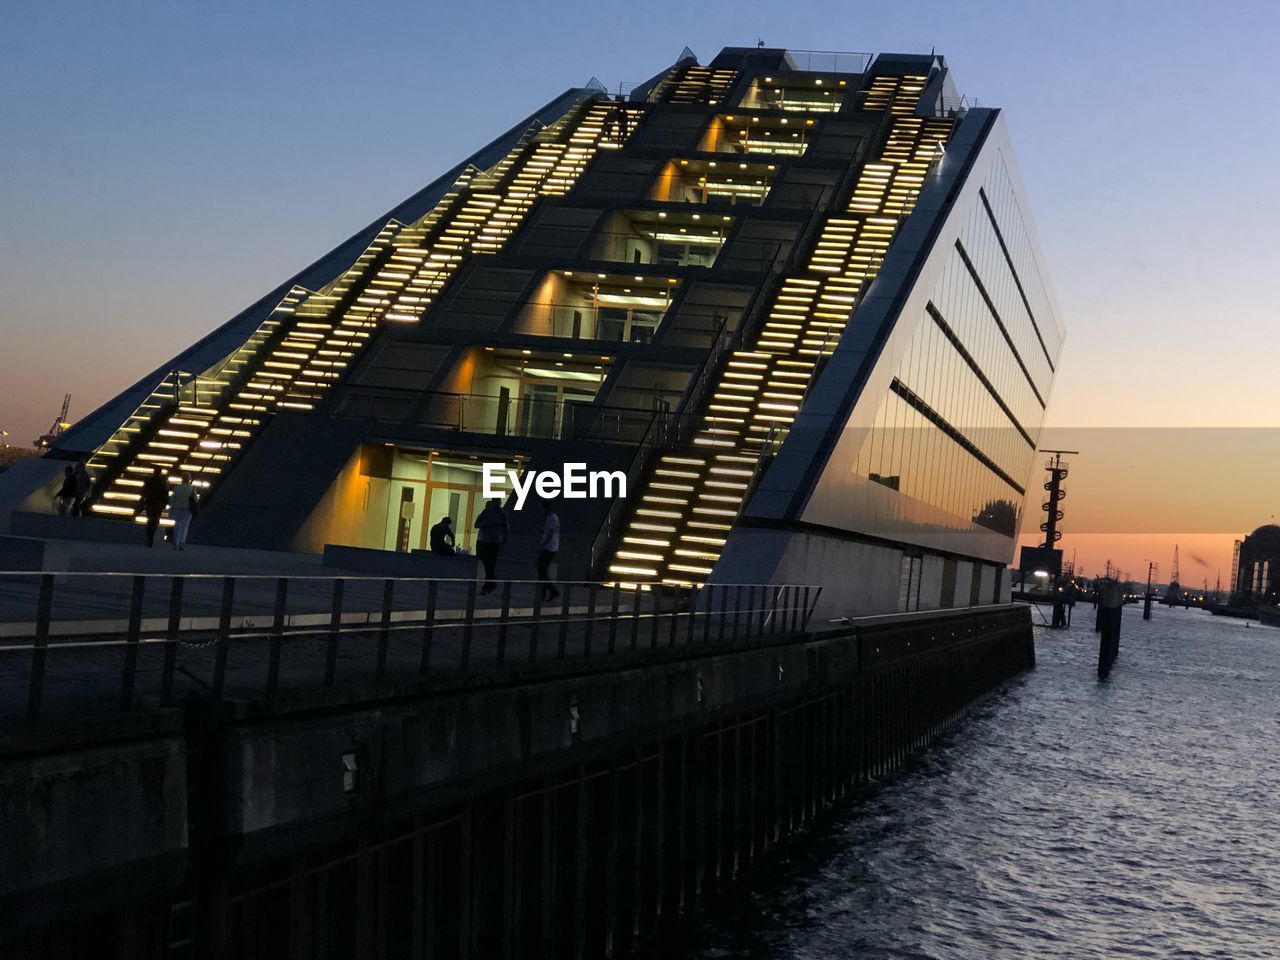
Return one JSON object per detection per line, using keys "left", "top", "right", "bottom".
{"left": 385, "top": 483, "right": 421, "bottom": 553}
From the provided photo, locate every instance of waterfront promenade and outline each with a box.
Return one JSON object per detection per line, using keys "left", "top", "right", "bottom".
{"left": 1, "top": 543, "right": 1030, "bottom": 956}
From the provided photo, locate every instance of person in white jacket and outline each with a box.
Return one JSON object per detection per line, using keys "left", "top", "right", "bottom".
{"left": 170, "top": 475, "right": 199, "bottom": 550}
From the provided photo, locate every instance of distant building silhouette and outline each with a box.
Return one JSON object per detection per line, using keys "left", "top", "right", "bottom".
{"left": 1232, "top": 524, "right": 1280, "bottom": 604}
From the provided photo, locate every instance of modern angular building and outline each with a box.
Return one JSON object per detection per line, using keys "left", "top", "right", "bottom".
{"left": 2, "top": 47, "right": 1064, "bottom": 620}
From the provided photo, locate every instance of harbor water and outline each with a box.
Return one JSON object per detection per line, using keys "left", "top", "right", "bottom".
{"left": 684, "top": 606, "right": 1280, "bottom": 959}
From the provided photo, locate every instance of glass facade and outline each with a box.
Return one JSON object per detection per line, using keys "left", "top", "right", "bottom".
{"left": 853, "top": 150, "right": 1061, "bottom": 538}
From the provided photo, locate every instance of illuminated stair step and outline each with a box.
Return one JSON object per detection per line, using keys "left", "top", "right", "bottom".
{"left": 704, "top": 480, "right": 748, "bottom": 491}
{"left": 616, "top": 550, "right": 665, "bottom": 563}
{"left": 668, "top": 563, "right": 714, "bottom": 576}
{"left": 674, "top": 549, "right": 720, "bottom": 561}
{"left": 632, "top": 522, "right": 678, "bottom": 534}
{"left": 687, "top": 521, "right": 733, "bottom": 533}
{"left": 636, "top": 508, "right": 683, "bottom": 519}
{"left": 610, "top": 564, "right": 659, "bottom": 577}
{"left": 641, "top": 495, "right": 687, "bottom": 506}
{"left": 623, "top": 536, "right": 671, "bottom": 548}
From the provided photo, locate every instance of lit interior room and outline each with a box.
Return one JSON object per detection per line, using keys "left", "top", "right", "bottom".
{"left": 303, "top": 445, "right": 527, "bottom": 554}
{"left": 591, "top": 210, "right": 735, "bottom": 267}
{"left": 739, "top": 74, "right": 851, "bottom": 112}
{"left": 699, "top": 113, "right": 817, "bottom": 156}
{"left": 650, "top": 158, "right": 777, "bottom": 206}
{"left": 514, "top": 270, "right": 681, "bottom": 342}
{"left": 437, "top": 345, "right": 612, "bottom": 439}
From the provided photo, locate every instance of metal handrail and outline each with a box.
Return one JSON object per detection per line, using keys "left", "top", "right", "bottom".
{"left": 161, "top": 117, "right": 607, "bottom": 511}
{"left": 82, "top": 368, "right": 208, "bottom": 495}
{"left": 585, "top": 232, "right": 791, "bottom": 576}
{"left": 585, "top": 316, "right": 735, "bottom": 576}
{"left": 77, "top": 101, "right": 642, "bottom": 529}
{"left": 0, "top": 570, "right": 823, "bottom": 724}
{"left": 585, "top": 178, "right": 828, "bottom": 576}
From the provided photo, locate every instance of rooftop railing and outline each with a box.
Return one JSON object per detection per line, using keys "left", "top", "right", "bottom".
{"left": 936, "top": 95, "right": 981, "bottom": 118}
{"left": 783, "top": 49, "right": 874, "bottom": 74}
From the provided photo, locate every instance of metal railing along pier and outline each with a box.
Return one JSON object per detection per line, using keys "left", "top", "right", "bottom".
{"left": 0, "top": 572, "right": 821, "bottom": 724}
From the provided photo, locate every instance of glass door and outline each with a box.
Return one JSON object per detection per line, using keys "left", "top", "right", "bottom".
{"left": 518, "top": 383, "right": 560, "bottom": 438}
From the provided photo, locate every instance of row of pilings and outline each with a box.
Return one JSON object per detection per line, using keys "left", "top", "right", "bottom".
{"left": 203, "top": 608, "right": 1034, "bottom": 960}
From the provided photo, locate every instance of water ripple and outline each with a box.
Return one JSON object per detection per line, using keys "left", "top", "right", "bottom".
{"left": 689, "top": 608, "right": 1280, "bottom": 959}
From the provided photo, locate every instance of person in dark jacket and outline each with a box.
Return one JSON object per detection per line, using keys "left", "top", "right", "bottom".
{"left": 537, "top": 501, "right": 560, "bottom": 602}
{"left": 429, "top": 516, "right": 456, "bottom": 556}
{"left": 55, "top": 466, "right": 77, "bottom": 516}
{"left": 473, "top": 499, "right": 509, "bottom": 593}
{"left": 140, "top": 467, "right": 170, "bottom": 547}
{"left": 71, "top": 462, "right": 93, "bottom": 516}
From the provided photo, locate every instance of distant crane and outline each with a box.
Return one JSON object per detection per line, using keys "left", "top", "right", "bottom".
{"left": 1163, "top": 544, "right": 1184, "bottom": 605}
{"left": 34, "top": 394, "right": 72, "bottom": 449}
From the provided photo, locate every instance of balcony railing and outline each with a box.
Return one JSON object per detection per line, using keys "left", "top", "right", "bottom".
{"left": 507, "top": 300, "right": 736, "bottom": 349}
{"left": 704, "top": 125, "right": 813, "bottom": 157}
{"left": 584, "top": 230, "right": 782, "bottom": 273}
{"left": 333, "top": 389, "right": 708, "bottom": 445}
{"left": 658, "top": 178, "right": 773, "bottom": 205}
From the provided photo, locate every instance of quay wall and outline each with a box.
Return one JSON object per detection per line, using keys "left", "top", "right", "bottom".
{"left": 1, "top": 605, "right": 1033, "bottom": 958}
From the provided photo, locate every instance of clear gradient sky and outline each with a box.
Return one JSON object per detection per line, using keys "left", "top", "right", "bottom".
{"left": 2, "top": 0, "right": 1278, "bottom": 576}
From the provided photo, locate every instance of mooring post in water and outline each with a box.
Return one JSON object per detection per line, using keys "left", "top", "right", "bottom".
{"left": 1097, "top": 579, "right": 1123, "bottom": 679}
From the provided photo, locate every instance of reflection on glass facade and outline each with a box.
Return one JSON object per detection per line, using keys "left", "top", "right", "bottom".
{"left": 853, "top": 151, "right": 1061, "bottom": 538}
{"left": 982, "top": 153, "right": 1065, "bottom": 362}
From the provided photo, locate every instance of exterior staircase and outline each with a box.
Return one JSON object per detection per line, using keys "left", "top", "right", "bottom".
{"left": 605, "top": 76, "right": 954, "bottom": 586}
{"left": 85, "top": 99, "right": 641, "bottom": 523}
{"left": 652, "top": 63, "right": 739, "bottom": 104}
